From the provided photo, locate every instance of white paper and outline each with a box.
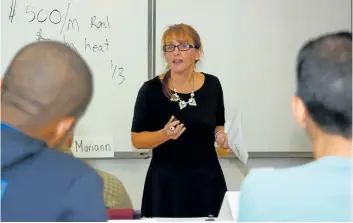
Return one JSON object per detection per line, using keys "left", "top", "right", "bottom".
{"left": 109, "top": 221, "right": 157, "bottom": 223}
{"left": 151, "top": 217, "right": 208, "bottom": 222}
{"left": 225, "top": 111, "right": 249, "bottom": 165}
{"left": 109, "top": 220, "right": 157, "bottom": 223}
{"left": 71, "top": 136, "right": 115, "bottom": 158}
{"left": 218, "top": 191, "right": 240, "bottom": 221}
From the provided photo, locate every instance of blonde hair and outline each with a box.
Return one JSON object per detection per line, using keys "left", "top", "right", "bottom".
{"left": 161, "top": 23, "right": 203, "bottom": 98}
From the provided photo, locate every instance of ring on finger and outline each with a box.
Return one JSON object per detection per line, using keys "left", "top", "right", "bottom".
{"left": 169, "top": 126, "right": 175, "bottom": 132}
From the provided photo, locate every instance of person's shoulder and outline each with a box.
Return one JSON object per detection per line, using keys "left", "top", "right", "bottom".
{"left": 242, "top": 165, "right": 305, "bottom": 186}
{"left": 202, "top": 72, "right": 220, "bottom": 82}
{"left": 201, "top": 72, "right": 222, "bottom": 89}
{"left": 40, "top": 149, "right": 98, "bottom": 180}
{"left": 240, "top": 168, "right": 277, "bottom": 193}
{"left": 42, "top": 151, "right": 107, "bottom": 221}
{"left": 238, "top": 168, "right": 288, "bottom": 221}
{"left": 237, "top": 167, "right": 290, "bottom": 221}
{"left": 240, "top": 164, "right": 315, "bottom": 196}
{"left": 138, "top": 76, "right": 161, "bottom": 94}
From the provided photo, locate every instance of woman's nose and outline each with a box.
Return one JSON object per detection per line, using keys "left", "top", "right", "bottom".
{"left": 173, "top": 47, "right": 181, "bottom": 55}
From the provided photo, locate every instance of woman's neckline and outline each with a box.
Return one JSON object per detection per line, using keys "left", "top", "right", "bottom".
{"left": 157, "top": 72, "right": 207, "bottom": 95}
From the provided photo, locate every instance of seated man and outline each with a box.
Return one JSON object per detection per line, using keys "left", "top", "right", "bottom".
{"left": 1, "top": 41, "right": 107, "bottom": 221}
{"left": 238, "top": 31, "right": 352, "bottom": 222}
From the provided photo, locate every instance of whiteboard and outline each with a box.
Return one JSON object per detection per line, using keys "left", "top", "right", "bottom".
{"left": 156, "top": 0, "right": 351, "bottom": 152}
{"left": 2, "top": 0, "right": 149, "bottom": 156}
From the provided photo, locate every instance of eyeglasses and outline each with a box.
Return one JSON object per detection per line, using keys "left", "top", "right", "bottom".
{"left": 163, "top": 43, "right": 199, "bottom": 52}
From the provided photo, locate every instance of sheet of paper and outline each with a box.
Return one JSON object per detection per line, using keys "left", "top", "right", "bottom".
{"left": 109, "top": 220, "right": 157, "bottom": 223}
{"left": 71, "top": 136, "right": 115, "bottom": 158}
{"left": 225, "top": 111, "right": 249, "bottom": 165}
{"left": 218, "top": 191, "right": 240, "bottom": 221}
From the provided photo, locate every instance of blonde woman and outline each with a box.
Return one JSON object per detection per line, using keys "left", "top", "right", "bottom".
{"left": 131, "top": 24, "right": 228, "bottom": 218}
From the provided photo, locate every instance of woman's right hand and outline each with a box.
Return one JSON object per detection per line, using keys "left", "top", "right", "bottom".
{"left": 163, "top": 116, "right": 186, "bottom": 140}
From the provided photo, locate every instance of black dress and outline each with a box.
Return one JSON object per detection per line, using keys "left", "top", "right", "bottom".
{"left": 131, "top": 73, "right": 227, "bottom": 218}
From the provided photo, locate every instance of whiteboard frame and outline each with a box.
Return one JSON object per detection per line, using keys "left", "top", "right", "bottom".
{"left": 111, "top": 0, "right": 156, "bottom": 159}
{"left": 148, "top": 0, "right": 156, "bottom": 80}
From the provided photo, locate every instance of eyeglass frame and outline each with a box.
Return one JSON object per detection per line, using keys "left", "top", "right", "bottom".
{"left": 163, "top": 43, "right": 200, "bottom": 52}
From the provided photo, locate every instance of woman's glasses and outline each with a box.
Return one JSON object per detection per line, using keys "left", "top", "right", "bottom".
{"left": 163, "top": 43, "right": 199, "bottom": 52}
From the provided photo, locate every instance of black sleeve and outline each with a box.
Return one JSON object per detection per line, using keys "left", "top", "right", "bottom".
{"left": 215, "top": 77, "right": 226, "bottom": 126}
{"left": 131, "top": 82, "right": 150, "bottom": 132}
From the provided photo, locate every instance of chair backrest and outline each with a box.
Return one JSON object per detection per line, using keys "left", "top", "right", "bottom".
{"left": 107, "top": 209, "right": 135, "bottom": 220}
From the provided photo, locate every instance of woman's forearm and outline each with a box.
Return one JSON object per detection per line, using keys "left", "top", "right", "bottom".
{"left": 131, "top": 130, "right": 169, "bottom": 149}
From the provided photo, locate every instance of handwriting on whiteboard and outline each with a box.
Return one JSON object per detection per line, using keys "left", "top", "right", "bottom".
{"left": 75, "top": 140, "right": 113, "bottom": 153}
{"left": 8, "top": 0, "right": 17, "bottom": 23}
{"left": 7, "top": 2, "right": 126, "bottom": 86}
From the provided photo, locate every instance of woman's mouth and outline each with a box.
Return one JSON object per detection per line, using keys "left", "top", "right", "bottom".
{"left": 173, "top": 59, "right": 183, "bottom": 65}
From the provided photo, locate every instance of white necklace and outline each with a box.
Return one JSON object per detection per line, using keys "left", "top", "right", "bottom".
{"left": 170, "top": 73, "right": 197, "bottom": 110}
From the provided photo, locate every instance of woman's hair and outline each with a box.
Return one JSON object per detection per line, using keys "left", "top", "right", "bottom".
{"left": 161, "top": 23, "right": 203, "bottom": 98}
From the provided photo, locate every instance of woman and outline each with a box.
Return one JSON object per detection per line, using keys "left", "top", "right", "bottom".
{"left": 131, "top": 23, "right": 228, "bottom": 218}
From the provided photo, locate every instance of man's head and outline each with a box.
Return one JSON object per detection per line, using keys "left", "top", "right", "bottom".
{"left": 292, "top": 31, "right": 352, "bottom": 147}
{"left": 1, "top": 41, "right": 93, "bottom": 148}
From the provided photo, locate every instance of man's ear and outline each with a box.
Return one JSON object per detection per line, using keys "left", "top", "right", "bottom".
{"left": 56, "top": 117, "right": 75, "bottom": 138}
{"left": 49, "top": 117, "right": 76, "bottom": 148}
{"left": 292, "top": 96, "right": 307, "bottom": 129}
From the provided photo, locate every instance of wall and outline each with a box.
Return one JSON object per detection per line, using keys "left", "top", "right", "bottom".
{"left": 87, "top": 157, "right": 312, "bottom": 209}
{"left": 154, "top": 0, "right": 351, "bottom": 153}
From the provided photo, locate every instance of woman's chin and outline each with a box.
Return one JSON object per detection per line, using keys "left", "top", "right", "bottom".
{"left": 170, "top": 66, "right": 189, "bottom": 74}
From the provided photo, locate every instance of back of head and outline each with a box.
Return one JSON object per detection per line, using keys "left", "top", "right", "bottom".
{"left": 295, "top": 31, "right": 352, "bottom": 139}
{"left": 1, "top": 41, "right": 93, "bottom": 147}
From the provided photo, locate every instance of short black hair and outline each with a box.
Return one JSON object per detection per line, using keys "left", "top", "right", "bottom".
{"left": 2, "top": 41, "right": 93, "bottom": 123}
{"left": 296, "top": 31, "right": 352, "bottom": 138}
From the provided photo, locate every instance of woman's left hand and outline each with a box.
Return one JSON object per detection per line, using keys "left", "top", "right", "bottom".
{"left": 216, "top": 132, "right": 229, "bottom": 149}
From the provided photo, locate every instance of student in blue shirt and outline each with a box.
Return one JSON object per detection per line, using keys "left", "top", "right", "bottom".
{"left": 1, "top": 41, "right": 108, "bottom": 221}
{"left": 238, "top": 31, "right": 352, "bottom": 222}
